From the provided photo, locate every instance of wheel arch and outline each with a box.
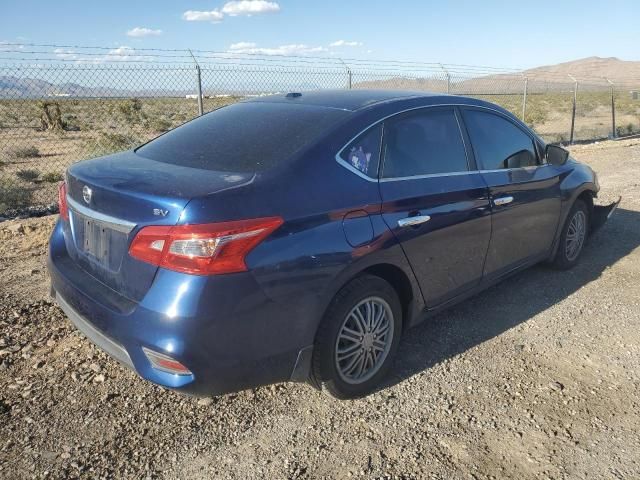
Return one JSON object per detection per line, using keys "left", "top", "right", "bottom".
{"left": 320, "top": 259, "right": 424, "bottom": 335}
{"left": 550, "top": 183, "right": 597, "bottom": 260}
{"left": 360, "top": 263, "right": 416, "bottom": 331}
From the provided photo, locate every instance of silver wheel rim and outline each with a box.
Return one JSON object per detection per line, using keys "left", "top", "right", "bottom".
{"left": 335, "top": 296, "right": 394, "bottom": 385}
{"left": 565, "top": 210, "right": 587, "bottom": 261}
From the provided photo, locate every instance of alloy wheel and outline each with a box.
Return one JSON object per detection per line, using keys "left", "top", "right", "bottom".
{"left": 334, "top": 297, "right": 394, "bottom": 385}
{"left": 565, "top": 210, "right": 587, "bottom": 261}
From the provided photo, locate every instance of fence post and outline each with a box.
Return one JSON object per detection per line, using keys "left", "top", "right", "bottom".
{"left": 607, "top": 79, "right": 616, "bottom": 138}
{"left": 339, "top": 58, "right": 352, "bottom": 89}
{"left": 189, "top": 49, "right": 204, "bottom": 116}
{"left": 568, "top": 74, "right": 578, "bottom": 144}
{"left": 521, "top": 76, "right": 528, "bottom": 123}
{"left": 439, "top": 63, "right": 451, "bottom": 94}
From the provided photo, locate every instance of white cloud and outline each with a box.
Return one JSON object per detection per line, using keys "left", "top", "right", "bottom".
{"left": 50, "top": 46, "right": 150, "bottom": 64}
{"left": 229, "top": 42, "right": 258, "bottom": 50}
{"left": 102, "top": 46, "right": 148, "bottom": 62}
{"left": 127, "top": 27, "right": 162, "bottom": 37}
{"left": 182, "top": 10, "right": 224, "bottom": 23}
{"left": 0, "top": 41, "right": 24, "bottom": 52}
{"left": 53, "top": 48, "right": 79, "bottom": 60}
{"left": 329, "top": 40, "right": 363, "bottom": 47}
{"left": 227, "top": 42, "right": 326, "bottom": 56}
{"left": 222, "top": 1, "right": 280, "bottom": 16}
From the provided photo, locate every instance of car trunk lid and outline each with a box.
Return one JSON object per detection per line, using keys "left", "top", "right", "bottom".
{"left": 64, "top": 151, "right": 255, "bottom": 301}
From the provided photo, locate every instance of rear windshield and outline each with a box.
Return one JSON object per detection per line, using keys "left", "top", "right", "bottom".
{"left": 136, "top": 102, "right": 349, "bottom": 172}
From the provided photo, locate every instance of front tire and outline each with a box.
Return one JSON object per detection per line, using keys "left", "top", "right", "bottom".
{"left": 552, "top": 199, "right": 589, "bottom": 270}
{"left": 312, "top": 275, "right": 402, "bottom": 399}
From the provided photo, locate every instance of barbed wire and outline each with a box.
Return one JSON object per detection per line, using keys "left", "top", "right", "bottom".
{"left": 3, "top": 42, "right": 640, "bottom": 84}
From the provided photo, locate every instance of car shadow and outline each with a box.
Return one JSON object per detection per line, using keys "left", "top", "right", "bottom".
{"left": 383, "top": 207, "right": 640, "bottom": 390}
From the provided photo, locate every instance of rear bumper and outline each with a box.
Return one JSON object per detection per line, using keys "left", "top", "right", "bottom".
{"left": 55, "top": 292, "right": 133, "bottom": 370}
{"left": 48, "top": 219, "right": 308, "bottom": 396}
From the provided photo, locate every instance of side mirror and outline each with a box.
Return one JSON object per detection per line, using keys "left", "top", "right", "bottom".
{"left": 546, "top": 144, "right": 569, "bottom": 166}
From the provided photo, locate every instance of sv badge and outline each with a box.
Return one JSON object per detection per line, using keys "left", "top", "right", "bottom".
{"left": 153, "top": 208, "right": 169, "bottom": 217}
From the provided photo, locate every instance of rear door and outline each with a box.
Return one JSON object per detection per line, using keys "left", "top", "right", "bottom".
{"left": 460, "top": 108, "right": 562, "bottom": 280}
{"left": 378, "top": 107, "right": 492, "bottom": 307}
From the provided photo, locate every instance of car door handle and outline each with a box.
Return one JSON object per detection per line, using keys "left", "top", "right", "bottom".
{"left": 493, "top": 196, "right": 514, "bottom": 206}
{"left": 398, "top": 215, "right": 431, "bottom": 227}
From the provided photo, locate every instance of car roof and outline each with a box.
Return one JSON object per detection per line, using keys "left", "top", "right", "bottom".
{"left": 245, "top": 89, "right": 448, "bottom": 112}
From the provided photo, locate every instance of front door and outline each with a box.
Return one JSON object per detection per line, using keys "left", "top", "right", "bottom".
{"left": 461, "top": 108, "right": 562, "bottom": 280}
{"left": 378, "top": 107, "right": 492, "bottom": 307}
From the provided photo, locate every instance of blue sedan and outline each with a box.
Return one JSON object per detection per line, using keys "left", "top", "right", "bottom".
{"left": 48, "top": 90, "right": 619, "bottom": 399}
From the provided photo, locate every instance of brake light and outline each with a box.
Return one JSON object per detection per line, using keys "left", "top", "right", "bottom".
{"left": 129, "top": 217, "right": 283, "bottom": 275}
{"left": 58, "top": 182, "right": 69, "bottom": 220}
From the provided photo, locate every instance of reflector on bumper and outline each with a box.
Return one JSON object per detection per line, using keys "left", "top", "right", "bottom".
{"left": 142, "top": 347, "right": 192, "bottom": 376}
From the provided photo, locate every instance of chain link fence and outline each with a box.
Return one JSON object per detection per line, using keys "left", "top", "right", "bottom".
{"left": 1, "top": 49, "right": 640, "bottom": 215}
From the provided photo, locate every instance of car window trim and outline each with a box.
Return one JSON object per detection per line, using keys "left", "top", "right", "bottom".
{"left": 335, "top": 102, "right": 535, "bottom": 182}
{"left": 379, "top": 170, "right": 483, "bottom": 183}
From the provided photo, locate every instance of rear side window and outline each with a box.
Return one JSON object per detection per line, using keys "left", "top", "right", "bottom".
{"left": 339, "top": 124, "right": 382, "bottom": 178}
{"left": 463, "top": 110, "right": 538, "bottom": 170}
{"left": 137, "top": 102, "right": 348, "bottom": 172}
{"left": 382, "top": 108, "right": 468, "bottom": 178}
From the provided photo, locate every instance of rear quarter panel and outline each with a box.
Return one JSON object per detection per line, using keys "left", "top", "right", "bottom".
{"left": 180, "top": 110, "right": 425, "bottom": 349}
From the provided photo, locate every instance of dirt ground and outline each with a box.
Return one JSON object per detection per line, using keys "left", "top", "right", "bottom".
{"left": 0, "top": 139, "right": 639, "bottom": 479}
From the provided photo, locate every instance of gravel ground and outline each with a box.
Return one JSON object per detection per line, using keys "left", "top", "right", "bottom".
{"left": 1, "top": 139, "right": 639, "bottom": 480}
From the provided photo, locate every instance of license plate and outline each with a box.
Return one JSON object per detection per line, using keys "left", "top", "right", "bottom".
{"left": 83, "top": 217, "right": 109, "bottom": 260}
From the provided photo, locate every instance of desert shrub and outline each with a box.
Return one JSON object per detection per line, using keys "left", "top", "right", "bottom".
{"left": 549, "top": 133, "right": 567, "bottom": 144}
{"left": 524, "top": 104, "right": 549, "bottom": 128}
{"left": 114, "top": 98, "right": 146, "bottom": 126}
{"left": 146, "top": 117, "right": 173, "bottom": 133}
{"left": 86, "top": 132, "right": 141, "bottom": 158}
{"left": 38, "top": 102, "right": 67, "bottom": 131}
{"left": 100, "top": 132, "right": 139, "bottom": 150}
{"left": 16, "top": 169, "right": 40, "bottom": 182}
{"left": 42, "top": 172, "right": 64, "bottom": 183}
{"left": 62, "top": 113, "right": 80, "bottom": 131}
{"left": 9, "top": 145, "right": 40, "bottom": 159}
{"left": 0, "top": 179, "right": 33, "bottom": 213}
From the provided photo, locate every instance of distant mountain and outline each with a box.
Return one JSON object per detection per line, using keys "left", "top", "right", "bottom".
{"left": 356, "top": 57, "right": 640, "bottom": 93}
{"left": 520, "top": 56, "right": 640, "bottom": 83}
{"left": 0, "top": 75, "right": 128, "bottom": 98}
{"left": 2, "top": 57, "right": 639, "bottom": 98}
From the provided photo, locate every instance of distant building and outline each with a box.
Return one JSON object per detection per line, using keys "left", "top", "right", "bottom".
{"left": 632, "top": 91, "right": 639, "bottom": 100}
{"left": 185, "top": 94, "right": 199, "bottom": 99}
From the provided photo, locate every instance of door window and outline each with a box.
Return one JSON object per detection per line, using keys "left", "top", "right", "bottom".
{"left": 463, "top": 110, "right": 538, "bottom": 170}
{"left": 382, "top": 109, "right": 468, "bottom": 178}
{"left": 339, "top": 124, "right": 382, "bottom": 178}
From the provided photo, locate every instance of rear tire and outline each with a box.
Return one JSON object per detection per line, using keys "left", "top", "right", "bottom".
{"left": 552, "top": 199, "right": 589, "bottom": 270}
{"left": 312, "top": 275, "right": 402, "bottom": 399}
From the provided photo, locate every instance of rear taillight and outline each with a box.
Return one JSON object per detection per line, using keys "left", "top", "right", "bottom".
{"left": 58, "top": 182, "right": 69, "bottom": 220}
{"left": 129, "top": 217, "right": 283, "bottom": 275}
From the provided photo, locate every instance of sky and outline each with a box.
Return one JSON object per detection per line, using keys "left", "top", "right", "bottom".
{"left": 1, "top": 0, "right": 639, "bottom": 69}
